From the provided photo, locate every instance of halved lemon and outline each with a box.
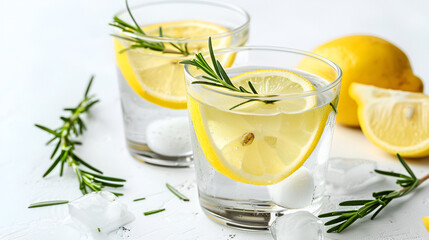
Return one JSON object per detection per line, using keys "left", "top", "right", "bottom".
{"left": 188, "top": 69, "right": 332, "bottom": 185}
{"left": 114, "top": 20, "right": 232, "bottom": 109}
{"left": 350, "top": 83, "right": 429, "bottom": 158}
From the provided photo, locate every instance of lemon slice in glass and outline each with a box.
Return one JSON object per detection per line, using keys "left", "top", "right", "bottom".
{"left": 114, "top": 20, "right": 232, "bottom": 109}
{"left": 188, "top": 69, "right": 331, "bottom": 185}
{"left": 350, "top": 83, "right": 429, "bottom": 158}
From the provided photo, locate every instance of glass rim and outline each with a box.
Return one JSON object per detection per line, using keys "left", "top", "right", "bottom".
{"left": 184, "top": 46, "right": 343, "bottom": 101}
{"left": 112, "top": 0, "right": 250, "bottom": 44}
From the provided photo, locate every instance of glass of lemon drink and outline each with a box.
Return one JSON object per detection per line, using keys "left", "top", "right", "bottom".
{"left": 184, "top": 45, "right": 342, "bottom": 230}
{"left": 112, "top": 0, "right": 249, "bottom": 166}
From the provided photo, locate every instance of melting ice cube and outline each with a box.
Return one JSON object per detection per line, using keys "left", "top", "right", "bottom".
{"left": 269, "top": 167, "right": 314, "bottom": 209}
{"left": 270, "top": 211, "right": 323, "bottom": 240}
{"left": 146, "top": 117, "right": 192, "bottom": 157}
{"left": 68, "top": 191, "right": 134, "bottom": 237}
{"left": 326, "top": 158, "right": 384, "bottom": 194}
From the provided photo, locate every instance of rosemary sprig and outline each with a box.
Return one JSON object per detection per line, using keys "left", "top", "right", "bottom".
{"left": 144, "top": 208, "right": 165, "bottom": 216}
{"left": 180, "top": 37, "right": 277, "bottom": 110}
{"left": 166, "top": 183, "right": 189, "bottom": 201}
{"left": 28, "top": 200, "right": 69, "bottom": 208}
{"left": 35, "top": 76, "right": 126, "bottom": 195}
{"left": 319, "top": 153, "right": 429, "bottom": 233}
{"left": 110, "top": 0, "right": 189, "bottom": 55}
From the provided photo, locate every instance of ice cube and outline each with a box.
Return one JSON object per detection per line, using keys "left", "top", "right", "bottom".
{"left": 269, "top": 167, "right": 314, "bottom": 209}
{"left": 68, "top": 191, "right": 134, "bottom": 237}
{"left": 146, "top": 117, "right": 192, "bottom": 157}
{"left": 270, "top": 211, "right": 323, "bottom": 240}
{"left": 326, "top": 158, "right": 384, "bottom": 194}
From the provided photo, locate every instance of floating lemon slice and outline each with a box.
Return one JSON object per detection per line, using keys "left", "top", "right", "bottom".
{"left": 350, "top": 83, "right": 429, "bottom": 158}
{"left": 114, "top": 20, "right": 232, "bottom": 109}
{"left": 188, "top": 69, "right": 331, "bottom": 185}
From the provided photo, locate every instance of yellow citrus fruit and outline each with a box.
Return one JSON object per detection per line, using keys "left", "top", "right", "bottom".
{"left": 350, "top": 83, "right": 429, "bottom": 158}
{"left": 114, "top": 20, "right": 232, "bottom": 109}
{"left": 299, "top": 35, "right": 423, "bottom": 126}
{"left": 423, "top": 217, "right": 429, "bottom": 232}
{"left": 188, "top": 70, "right": 332, "bottom": 185}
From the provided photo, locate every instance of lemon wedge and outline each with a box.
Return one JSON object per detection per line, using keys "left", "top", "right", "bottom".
{"left": 423, "top": 217, "right": 429, "bottom": 232}
{"left": 188, "top": 69, "right": 331, "bottom": 185}
{"left": 114, "top": 20, "right": 232, "bottom": 109}
{"left": 350, "top": 83, "right": 429, "bottom": 158}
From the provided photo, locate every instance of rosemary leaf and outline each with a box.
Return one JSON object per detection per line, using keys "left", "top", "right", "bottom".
{"left": 318, "top": 210, "right": 357, "bottom": 218}
{"left": 374, "top": 169, "right": 412, "bottom": 179}
{"left": 144, "top": 208, "right": 165, "bottom": 216}
{"left": 397, "top": 153, "right": 416, "bottom": 179}
{"left": 81, "top": 170, "right": 126, "bottom": 182}
{"left": 28, "top": 200, "right": 69, "bottom": 208}
{"left": 166, "top": 183, "right": 189, "bottom": 201}
{"left": 133, "top": 197, "right": 146, "bottom": 202}
{"left": 35, "top": 124, "right": 58, "bottom": 136}
{"left": 329, "top": 102, "right": 337, "bottom": 113}
{"left": 339, "top": 200, "right": 373, "bottom": 206}
{"left": 229, "top": 99, "right": 256, "bottom": 110}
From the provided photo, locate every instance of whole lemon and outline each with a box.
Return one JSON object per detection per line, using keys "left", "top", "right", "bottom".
{"left": 300, "top": 35, "right": 423, "bottom": 127}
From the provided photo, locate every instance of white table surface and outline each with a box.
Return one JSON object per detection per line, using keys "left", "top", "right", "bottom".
{"left": 1, "top": 0, "right": 429, "bottom": 239}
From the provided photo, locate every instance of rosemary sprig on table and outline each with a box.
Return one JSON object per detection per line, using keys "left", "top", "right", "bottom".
{"left": 319, "top": 154, "right": 429, "bottom": 233}
{"left": 180, "top": 37, "right": 277, "bottom": 110}
{"left": 35, "top": 76, "right": 125, "bottom": 196}
{"left": 109, "top": 0, "right": 189, "bottom": 55}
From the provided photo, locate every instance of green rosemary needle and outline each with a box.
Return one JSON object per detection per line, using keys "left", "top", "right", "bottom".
{"left": 110, "top": 0, "right": 189, "bottom": 55}
{"left": 319, "top": 153, "right": 429, "bottom": 233}
{"left": 144, "top": 208, "right": 165, "bottom": 216}
{"left": 133, "top": 197, "right": 146, "bottom": 202}
{"left": 35, "top": 76, "right": 126, "bottom": 195}
{"left": 28, "top": 200, "right": 69, "bottom": 208}
{"left": 166, "top": 183, "right": 189, "bottom": 201}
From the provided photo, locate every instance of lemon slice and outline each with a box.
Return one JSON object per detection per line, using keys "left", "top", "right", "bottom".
{"left": 114, "top": 20, "right": 232, "bottom": 109}
{"left": 188, "top": 69, "right": 331, "bottom": 185}
{"left": 350, "top": 83, "right": 429, "bottom": 158}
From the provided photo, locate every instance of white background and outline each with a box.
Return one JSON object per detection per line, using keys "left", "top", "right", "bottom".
{"left": 1, "top": 0, "right": 429, "bottom": 239}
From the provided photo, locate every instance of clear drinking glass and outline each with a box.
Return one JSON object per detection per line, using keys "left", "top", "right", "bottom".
{"left": 112, "top": 0, "right": 250, "bottom": 167}
{"left": 184, "top": 46, "right": 342, "bottom": 230}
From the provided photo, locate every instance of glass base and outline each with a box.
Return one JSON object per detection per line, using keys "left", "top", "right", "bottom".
{"left": 126, "top": 139, "right": 193, "bottom": 167}
{"left": 199, "top": 192, "right": 324, "bottom": 231}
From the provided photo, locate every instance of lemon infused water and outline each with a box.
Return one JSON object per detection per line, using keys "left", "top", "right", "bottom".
{"left": 184, "top": 47, "right": 342, "bottom": 229}
{"left": 112, "top": 0, "right": 249, "bottom": 166}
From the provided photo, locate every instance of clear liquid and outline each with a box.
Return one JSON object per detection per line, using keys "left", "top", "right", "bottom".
{"left": 187, "top": 66, "right": 339, "bottom": 229}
